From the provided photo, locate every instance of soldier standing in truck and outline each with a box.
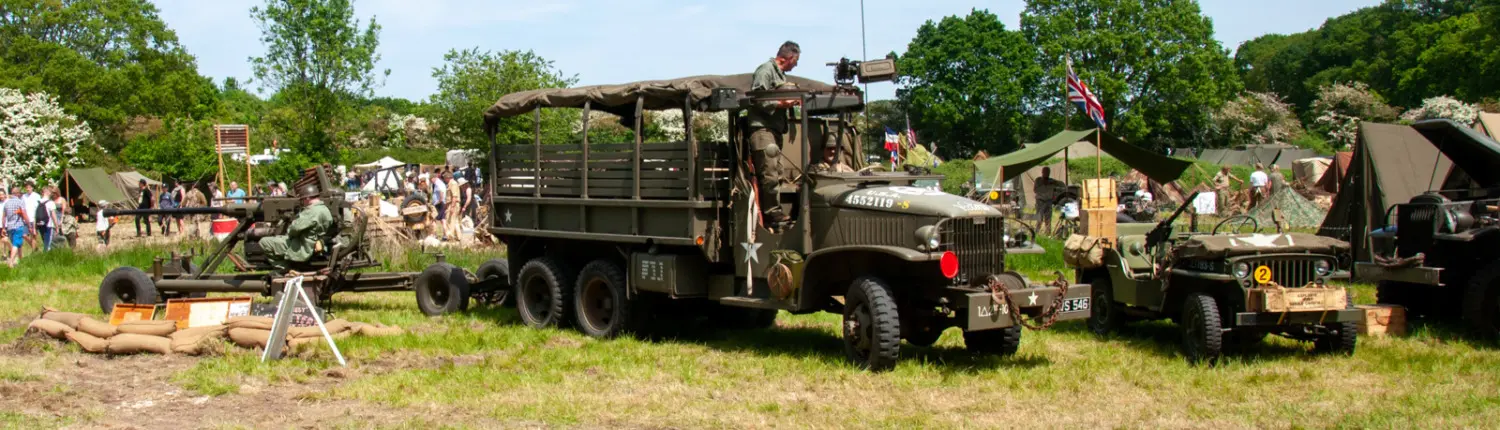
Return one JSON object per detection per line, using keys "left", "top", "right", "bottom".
{"left": 746, "top": 41, "right": 802, "bottom": 228}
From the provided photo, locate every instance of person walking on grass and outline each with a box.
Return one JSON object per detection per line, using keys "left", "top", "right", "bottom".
{"left": 134, "top": 179, "right": 153, "bottom": 237}
{"left": 1249, "top": 163, "right": 1270, "bottom": 209}
{"left": 4, "top": 187, "right": 31, "bottom": 267}
{"left": 36, "top": 187, "right": 56, "bottom": 251}
{"left": 157, "top": 181, "right": 178, "bottom": 236}
{"left": 94, "top": 201, "right": 114, "bottom": 250}
{"left": 22, "top": 182, "right": 40, "bottom": 251}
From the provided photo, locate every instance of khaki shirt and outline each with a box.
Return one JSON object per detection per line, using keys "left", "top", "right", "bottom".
{"left": 746, "top": 59, "right": 790, "bottom": 132}
{"left": 1212, "top": 172, "right": 1232, "bottom": 190}
{"left": 808, "top": 162, "right": 854, "bottom": 175}
{"left": 1034, "top": 177, "right": 1065, "bottom": 206}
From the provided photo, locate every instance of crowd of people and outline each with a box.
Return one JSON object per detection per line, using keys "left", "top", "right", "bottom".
{"left": 3, "top": 182, "right": 79, "bottom": 267}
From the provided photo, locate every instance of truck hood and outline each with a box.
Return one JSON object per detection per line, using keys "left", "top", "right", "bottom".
{"left": 829, "top": 185, "right": 1001, "bottom": 218}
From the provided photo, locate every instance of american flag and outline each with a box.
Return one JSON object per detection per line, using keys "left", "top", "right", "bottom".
{"left": 1066, "top": 57, "right": 1107, "bottom": 130}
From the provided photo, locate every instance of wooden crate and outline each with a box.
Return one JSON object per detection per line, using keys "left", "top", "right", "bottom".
{"left": 1081, "top": 178, "right": 1117, "bottom": 210}
{"left": 1082, "top": 207, "right": 1117, "bottom": 241}
{"left": 1355, "top": 304, "right": 1407, "bottom": 337}
{"left": 108, "top": 304, "right": 156, "bottom": 325}
{"left": 163, "top": 297, "right": 254, "bottom": 329}
{"left": 1246, "top": 286, "right": 1348, "bottom": 312}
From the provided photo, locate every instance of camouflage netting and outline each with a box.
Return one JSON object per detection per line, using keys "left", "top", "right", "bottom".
{"left": 1248, "top": 188, "right": 1327, "bottom": 229}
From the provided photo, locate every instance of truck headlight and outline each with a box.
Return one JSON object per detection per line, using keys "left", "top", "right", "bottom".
{"left": 1315, "top": 260, "right": 1331, "bottom": 276}
{"left": 1233, "top": 262, "right": 1251, "bottom": 279}
{"left": 916, "top": 225, "right": 941, "bottom": 251}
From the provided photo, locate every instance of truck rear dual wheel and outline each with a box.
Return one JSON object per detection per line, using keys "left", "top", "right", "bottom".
{"left": 99, "top": 267, "right": 158, "bottom": 314}
{"left": 843, "top": 277, "right": 901, "bottom": 371}
{"left": 516, "top": 257, "right": 573, "bottom": 329}
{"left": 573, "top": 259, "right": 643, "bottom": 338}
{"left": 1181, "top": 293, "right": 1224, "bottom": 365}
{"left": 415, "top": 263, "right": 471, "bottom": 316}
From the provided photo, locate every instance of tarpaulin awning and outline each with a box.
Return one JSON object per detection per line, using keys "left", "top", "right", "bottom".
{"left": 61, "top": 168, "right": 129, "bottom": 207}
{"left": 355, "top": 156, "right": 405, "bottom": 169}
{"left": 973, "top": 129, "right": 1192, "bottom": 185}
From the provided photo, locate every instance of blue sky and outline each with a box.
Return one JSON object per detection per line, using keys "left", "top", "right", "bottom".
{"left": 154, "top": 0, "right": 1382, "bottom": 102}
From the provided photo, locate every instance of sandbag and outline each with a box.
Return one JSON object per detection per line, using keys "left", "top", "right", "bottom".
{"left": 1063, "top": 234, "right": 1106, "bottom": 269}
{"left": 117, "top": 320, "right": 177, "bottom": 337}
{"left": 354, "top": 323, "right": 403, "bottom": 337}
{"left": 170, "top": 327, "right": 226, "bottom": 356}
{"left": 39, "top": 307, "right": 88, "bottom": 329}
{"left": 288, "top": 319, "right": 350, "bottom": 338}
{"left": 226, "top": 316, "right": 275, "bottom": 331}
{"left": 66, "top": 331, "right": 109, "bottom": 353}
{"left": 107, "top": 333, "right": 172, "bottom": 355}
{"left": 77, "top": 317, "right": 118, "bottom": 338}
{"left": 27, "top": 319, "right": 74, "bottom": 340}
{"left": 170, "top": 325, "right": 227, "bottom": 341}
{"left": 228, "top": 328, "right": 279, "bottom": 349}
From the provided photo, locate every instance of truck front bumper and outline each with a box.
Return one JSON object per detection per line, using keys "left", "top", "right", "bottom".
{"left": 956, "top": 283, "right": 1092, "bottom": 331}
{"left": 1355, "top": 262, "right": 1443, "bottom": 286}
{"left": 1233, "top": 309, "right": 1363, "bottom": 326}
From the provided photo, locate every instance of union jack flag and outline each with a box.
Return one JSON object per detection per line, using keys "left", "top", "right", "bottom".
{"left": 1066, "top": 57, "right": 1106, "bottom": 130}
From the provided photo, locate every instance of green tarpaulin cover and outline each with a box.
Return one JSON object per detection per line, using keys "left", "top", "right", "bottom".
{"left": 973, "top": 129, "right": 1193, "bottom": 186}
{"left": 63, "top": 168, "right": 129, "bottom": 207}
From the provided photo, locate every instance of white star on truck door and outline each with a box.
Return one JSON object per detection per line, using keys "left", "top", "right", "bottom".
{"left": 504, "top": 209, "right": 512, "bottom": 224}
{"left": 741, "top": 242, "right": 762, "bottom": 264}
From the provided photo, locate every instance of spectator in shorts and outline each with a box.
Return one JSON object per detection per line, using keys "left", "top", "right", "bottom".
{"left": 1249, "top": 163, "right": 1270, "bottom": 209}
{"left": 95, "top": 201, "right": 114, "bottom": 249}
{"left": 55, "top": 195, "right": 77, "bottom": 248}
{"left": 5, "top": 187, "right": 30, "bottom": 267}
{"left": 22, "top": 182, "right": 40, "bottom": 251}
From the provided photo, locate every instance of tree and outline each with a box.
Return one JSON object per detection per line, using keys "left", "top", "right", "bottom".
{"left": 896, "top": 10, "right": 1040, "bottom": 157}
{"left": 0, "top": 88, "right": 91, "bottom": 187}
{"left": 1212, "top": 92, "right": 1305, "bottom": 146}
{"left": 1021, "top": 0, "right": 1241, "bottom": 149}
{"left": 1310, "top": 82, "right": 1398, "bottom": 148}
{"left": 426, "top": 48, "right": 574, "bottom": 149}
{"left": 0, "top": 0, "right": 216, "bottom": 148}
{"left": 856, "top": 100, "right": 907, "bottom": 158}
{"left": 1400, "top": 95, "right": 1481, "bottom": 124}
{"left": 249, "top": 0, "right": 385, "bottom": 161}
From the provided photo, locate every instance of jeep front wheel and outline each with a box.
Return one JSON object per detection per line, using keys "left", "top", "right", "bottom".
{"left": 842, "top": 277, "right": 901, "bottom": 371}
{"left": 1086, "top": 275, "right": 1122, "bottom": 337}
{"left": 1181, "top": 293, "right": 1224, "bottom": 365}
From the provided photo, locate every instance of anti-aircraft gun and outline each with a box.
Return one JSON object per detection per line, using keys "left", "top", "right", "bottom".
{"left": 95, "top": 165, "right": 433, "bottom": 313}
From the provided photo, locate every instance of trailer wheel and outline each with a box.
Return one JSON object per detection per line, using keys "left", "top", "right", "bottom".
{"left": 1182, "top": 293, "right": 1224, "bottom": 365}
{"left": 1462, "top": 261, "right": 1500, "bottom": 338}
{"left": 573, "top": 260, "right": 640, "bottom": 338}
{"left": 99, "top": 267, "right": 158, "bottom": 314}
{"left": 842, "top": 277, "right": 901, "bottom": 371}
{"left": 516, "top": 257, "right": 572, "bottom": 328}
{"left": 964, "top": 326, "right": 1021, "bottom": 356}
{"left": 475, "top": 259, "right": 513, "bottom": 308}
{"left": 415, "top": 263, "right": 471, "bottom": 316}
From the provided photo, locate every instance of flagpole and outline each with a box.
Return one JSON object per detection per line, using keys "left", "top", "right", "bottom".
{"left": 1062, "top": 56, "right": 1070, "bottom": 185}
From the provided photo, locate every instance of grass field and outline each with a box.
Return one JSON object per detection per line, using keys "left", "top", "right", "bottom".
{"left": 1, "top": 240, "right": 1498, "bottom": 428}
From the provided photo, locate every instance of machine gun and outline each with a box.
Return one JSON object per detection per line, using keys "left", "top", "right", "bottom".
{"left": 1146, "top": 191, "right": 1200, "bottom": 249}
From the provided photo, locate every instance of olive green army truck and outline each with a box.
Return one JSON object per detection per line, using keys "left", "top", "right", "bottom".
{"left": 427, "top": 60, "right": 1090, "bottom": 370}
{"left": 1076, "top": 196, "right": 1360, "bottom": 364}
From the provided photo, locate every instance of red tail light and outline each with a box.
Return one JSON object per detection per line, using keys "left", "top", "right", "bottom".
{"left": 939, "top": 251, "right": 959, "bottom": 279}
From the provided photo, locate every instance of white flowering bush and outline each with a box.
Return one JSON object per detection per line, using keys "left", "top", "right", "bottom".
{"left": 0, "top": 88, "right": 90, "bottom": 188}
{"left": 1212, "top": 92, "right": 1305, "bottom": 145}
{"left": 1311, "top": 82, "right": 1398, "bottom": 148}
{"left": 1401, "top": 96, "right": 1480, "bottom": 125}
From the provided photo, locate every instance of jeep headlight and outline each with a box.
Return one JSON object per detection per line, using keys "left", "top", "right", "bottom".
{"left": 1233, "top": 262, "right": 1251, "bottom": 279}
{"left": 916, "top": 225, "right": 941, "bottom": 251}
{"left": 1314, "top": 260, "right": 1332, "bottom": 276}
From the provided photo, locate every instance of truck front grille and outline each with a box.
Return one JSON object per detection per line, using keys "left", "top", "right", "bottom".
{"left": 1243, "top": 257, "right": 1325, "bottom": 288}
{"left": 940, "top": 217, "right": 1006, "bottom": 285}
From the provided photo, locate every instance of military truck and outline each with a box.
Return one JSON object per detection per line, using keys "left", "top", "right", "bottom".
{"left": 96, "top": 165, "right": 430, "bottom": 313}
{"left": 1077, "top": 194, "right": 1360, "bottom": 364}
{"left": 1359, "top": 119, "right": 1500, "bottom": 336}
{"left": 430, "top": 59, "right": 1091, "bottom": 370}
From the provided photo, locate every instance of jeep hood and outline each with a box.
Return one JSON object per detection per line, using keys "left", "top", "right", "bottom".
{"left": 829, "top": 185, "right": 1001, "bottom": 218}
{"left": 1172, "top": 233, "right": 1350, "bottom": 260}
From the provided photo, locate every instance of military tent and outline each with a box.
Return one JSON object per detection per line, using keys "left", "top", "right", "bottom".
{"left": 60, "top": 168, "right": 130, "bottom": 209}
{"left": 974, "top": 129, "right": 1192, "bottom": 186}
{"left": 1477, "top": 112, "right": 1500, "bottom": 140}
{"left": 1274, "top": 148, "right": 1318, "bottom": 169}
{"left": 1316, "top": 152, "right": 1353, "bottom": 193}
{"left": 1197, "top": 149, "right": 1228, "bottom": 164}
{"left": 111, "top": 171, "right": 161, "bottom": 202}
{"left": 1014, "top": 162, "right": 1068, "bottom": 207}
{"left": 1215, "top": 150, "right": 1256, "bottom": 167}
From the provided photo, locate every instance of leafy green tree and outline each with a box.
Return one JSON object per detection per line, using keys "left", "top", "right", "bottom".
{"left": 249, "top": 0, "right": 386, "bottom": 161}
{"left": 426, "top": 48, "right": 574, "bottom": 150}
{"left": 856, "top": 100, "right": 907, "bottom": 158}
{"left": 120, "top": 118, "right": 220, "bottom": 181}
{"left": 0, "top": 0, "right": 216, "bottom": 147}
{"left": 1021, "top": 0, "right": 1241, "bottom": 149}
{"left": 1212, "top": 91, "right": 1305, "bottom": 146}
{"left": 896, "top": 9, "right": 1041, "bottom": 157}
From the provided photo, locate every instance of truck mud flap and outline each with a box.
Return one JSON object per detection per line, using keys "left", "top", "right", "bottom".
{"left": 1233, "top": 309, "right": 1363, "bottom": 326}
{"left": 958, "top": 284, "right": 1092, "bottom": 332}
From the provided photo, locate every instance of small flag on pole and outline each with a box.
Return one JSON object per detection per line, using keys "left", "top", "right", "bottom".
{"left": 884, "top": 127, "right": 899, "bottom": 152}
{"left": 1065, "top": 57, "right": 1107, "bottom": 130}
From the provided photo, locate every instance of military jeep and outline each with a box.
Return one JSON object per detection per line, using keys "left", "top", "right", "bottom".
{"left": 1076, "top": 196, "right": 1361, "bottom": 364}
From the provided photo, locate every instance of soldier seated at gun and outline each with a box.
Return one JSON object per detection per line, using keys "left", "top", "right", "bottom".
{"left": 808, "top": 137, "right": 853, "bottom": 174}
{"left": 258, "top": 185, "right": 333, "bottom": 271}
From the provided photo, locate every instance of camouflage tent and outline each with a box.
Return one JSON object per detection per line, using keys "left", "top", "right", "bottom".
{"left": 1247, "top": 188, "right": 1327, "bottom": 229}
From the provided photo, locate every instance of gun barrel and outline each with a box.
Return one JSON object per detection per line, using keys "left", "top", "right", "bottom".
{"left": 103, "top": 207, "right": 231, "bottom": 217}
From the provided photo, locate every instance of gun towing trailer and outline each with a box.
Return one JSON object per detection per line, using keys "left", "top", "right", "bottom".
{"left": 416, "top": 60, "right": 1092, "bottom": 370}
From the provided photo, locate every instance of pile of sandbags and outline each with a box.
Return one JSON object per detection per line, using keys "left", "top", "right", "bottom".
{"left": 23, "top": 307, "right": 403, "bottom": 357}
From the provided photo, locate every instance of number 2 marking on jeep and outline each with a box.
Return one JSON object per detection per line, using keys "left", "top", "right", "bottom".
{"left": 846, "top": 194, "right": 895, "bottom": 208}
{"left": 1253, "top": 266, "right": 1273, "bottom": 284}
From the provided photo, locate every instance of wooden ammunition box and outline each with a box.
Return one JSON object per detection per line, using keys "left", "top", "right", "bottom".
{"left": 1355, "top": 304, "right": 1407, "bottom": 337}
{"left": 1082, "top": 208, "right": 1117, "bottom": 241}
{"left": 1081, "top": 178, "right": 1117, "bottom": 210}
{"left": 1246, "top": 286, "right": 1348, "bottom": 313}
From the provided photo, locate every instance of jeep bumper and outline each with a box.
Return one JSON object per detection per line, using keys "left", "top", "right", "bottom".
{"left": 956, "top": 283, "right": 1092, "bottom": 331}
{"left": 1233, "top": 309, "right": 1363, "bottom": 326}
{"left": 1355, "top": 262, "right": 1443, "bottom": 286}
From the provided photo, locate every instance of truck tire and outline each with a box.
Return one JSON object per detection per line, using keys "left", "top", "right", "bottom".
{"left": 842, "top": 277, "right": 901, "bottom": 371}
{"left": 1086, "top": 274, "right": 1123, "bottom": 337}
{"left": 475, "top": 259, "right": 513, "bottom": 308}
{"left": 516, "top": 257, "right": 573, "bottom": 329}
{"left": 1181, "top": 293, "right": 1224, "bottom": 365}
{"left": 99, "top": 267, "right": 158, "bottom": 314}
{"left": 573, "top": 259, "right": 640, "bottom": 338}
{"left": 964, "top": 326, "right": 1021, "bottom": 356}
{"left": 415, "top": 263, "right": 471, "bottom": 316}
{"left": 1462, "top": 261, "right": 1500, "bottom": 338}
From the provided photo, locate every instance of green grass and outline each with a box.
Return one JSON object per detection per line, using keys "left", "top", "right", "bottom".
{"left": 2, "top": 242, "right": 1499, "bottom": 427}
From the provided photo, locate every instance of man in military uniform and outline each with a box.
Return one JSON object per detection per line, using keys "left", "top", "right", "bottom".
{"left": 747, "top": 41, "right": 801, "bottom": 226}
{"left": 1033, "top": 167, "right": 1066, "bottom": 235}
{"left": 259, "top": 185, "right": 333, "bottom": 270}
{"left": 808, "top": 135, "right": 854, "bottom": 174}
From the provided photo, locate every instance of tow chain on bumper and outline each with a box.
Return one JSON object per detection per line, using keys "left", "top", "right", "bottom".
{"left": 986, "top": 271, "right": 1071, "bottom": 330}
